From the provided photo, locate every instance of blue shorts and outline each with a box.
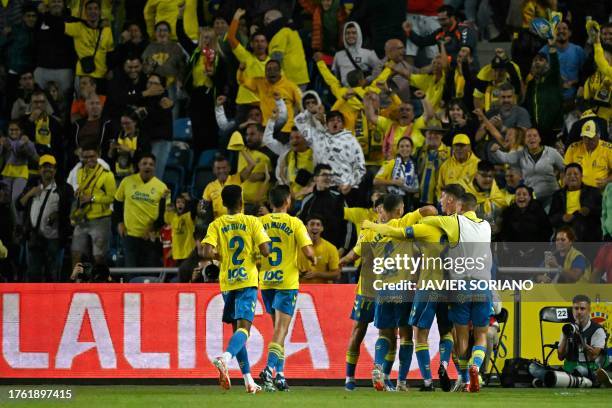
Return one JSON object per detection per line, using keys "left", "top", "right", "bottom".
{"left": 261, "top": 289, "right": 298, "bottom": 316}
{"left": 448, "top": 289, "right": 492, "bottom": 327}
{"left": 409, "top": 291, "right": 452, "bottom": 332}
{"left": 222, "top": 287, "right": 258, "bottom": 323}
{"left": 374, "top": 302, "right": 412, "bottom": 329}
{"left": 350, "top": 294, "right": 375, "bottom": 323}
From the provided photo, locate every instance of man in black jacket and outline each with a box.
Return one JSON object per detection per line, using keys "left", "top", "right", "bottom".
{"left": 34, "top": 0, "right": 78, "bottom": 104}
{"left": 549, "top": 163, "right": 602, "bottom": 242}
{"left": 297, "top": 164, "right": 352, "bottom": 256}
{"left": 103, "top": 56, "right": 149, "bottom": 123}
{"left": 16, "top": 155, "right": 73, "bottom": 282}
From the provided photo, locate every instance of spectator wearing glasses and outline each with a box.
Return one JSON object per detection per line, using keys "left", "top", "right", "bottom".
{"left": 70, "top": 146, "right": 116, "bottom": 268}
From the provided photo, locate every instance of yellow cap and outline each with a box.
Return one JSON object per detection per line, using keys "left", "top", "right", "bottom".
{"left": 227, "top": 131, "right": 245, "bottom": 151}
{"left": 452, "top": 133, "right": 471, "bottom": 145}
{"left": 39, "top": 154, "right": 57, "bottom": 166}
{"left": 581, "top": 120, "right": 597, "bottom": 139}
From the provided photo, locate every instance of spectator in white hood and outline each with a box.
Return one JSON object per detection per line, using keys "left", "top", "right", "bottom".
{"left": 332, "top": 22, "right": 381, "bottom": 87}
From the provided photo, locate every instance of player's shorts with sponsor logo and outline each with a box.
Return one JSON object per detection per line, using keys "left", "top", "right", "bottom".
{"left": 222, "top": 287, "right": 258, "bottom": 323}
{"left": 350, "top": 294, "right": 375, "bottom": 323}
{"left": 261, "top": 289, "right": 298, "bottom": 316}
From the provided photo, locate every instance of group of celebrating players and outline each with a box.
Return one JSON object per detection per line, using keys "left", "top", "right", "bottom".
{"left": 200, "top": 182, "right": 494, "bottom": 394}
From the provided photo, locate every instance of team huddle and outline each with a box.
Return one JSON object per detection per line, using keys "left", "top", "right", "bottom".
{"left": 200, "top": 182, "right": 493, "bottom": 393}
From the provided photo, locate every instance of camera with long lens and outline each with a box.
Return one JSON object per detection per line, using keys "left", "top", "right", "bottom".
{"left": 562, "top": 323, "right": 577, "bottom": 336}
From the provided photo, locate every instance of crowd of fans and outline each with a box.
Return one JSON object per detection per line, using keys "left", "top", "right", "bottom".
{"left": 0, "top": 0, "right": 611, "bottom": 284}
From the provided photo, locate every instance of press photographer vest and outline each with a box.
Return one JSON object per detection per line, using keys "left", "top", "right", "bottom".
{"left": 565, "top": 320, "right": 604, "bottom": 371}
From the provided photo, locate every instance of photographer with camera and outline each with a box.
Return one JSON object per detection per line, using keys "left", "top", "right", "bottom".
{"left": 70, "top": 261, "right": 113, "bottom": 283}
{"left": 530, "top": 294, "right": 611, "bottom": 388}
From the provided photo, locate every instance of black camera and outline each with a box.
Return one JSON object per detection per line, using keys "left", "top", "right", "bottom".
{"left": 562, "top": 323, "right": 577, "bottom": 336}
{"left": 77, "top": 262, "right": 93, "bottom": 281}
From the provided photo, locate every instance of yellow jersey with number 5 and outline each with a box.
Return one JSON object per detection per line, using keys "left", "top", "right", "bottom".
{"left": 259, "top": 213, "right": 312, "bottom": 290}
{"left": 202, "top": 214, "right": 270, "bottom": 292}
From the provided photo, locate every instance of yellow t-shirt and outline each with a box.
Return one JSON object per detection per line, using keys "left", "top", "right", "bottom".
{"left": 566, "top": 190, "right": 582, "bottom": 215}
{"left": 564, "top": 141, "right": 612, "bottom": 188}
{"left": 202, "top": 174, "right": 242, "bottom": 219}
{"left": 259, "top": 212, "right": 312, "bottom": 290}
{"left": 114, "top": 174, "right": 167, "bottom": 238}
{"left": 376, "top": 115, "right": 426, "bottom": 153}
{"left": 298, "top": 238, "right": 340, "bottom": 283}
{"left": 201, "top": 213, "right": 270, "bottom": 292}
{"left": 164, "top": 210, "right": 195, "bottom": 260}
{"left": 65, "top": 22, "right": 114, "bottom": 78}
{"left": 76, "top": 165, "right": 116, "bottom": 220}
{"left": 233, "top": 43, "right": 268, "bottom": 104}
{"left": 239, "top": 73, "right": 302, "bottom": 132}
{"left": 410, "top": 73, "right": 446, "bottom": 111}
{"left": 436, "top": 153, "right": 480, "bottom": 200}
{"left": 238, "top": 148, "right": 272, "bottom": 204}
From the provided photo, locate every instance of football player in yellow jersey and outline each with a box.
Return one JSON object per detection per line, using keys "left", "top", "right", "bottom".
{"left": 362, "top": 195, "right": 432, "bottom": 391}
{"left": 368, "top": 189, "right": 492, "bottom": 393}
{"left": 258, "top": 186, "right": 315, "bottom": 392}
{"left": 338, "top": 195, "right": 386, "bottom": 391}
{"left": 201, "top": 185, "right": 271, "bottom": 393}
{"left": 362, "top": 184, "right": 466, "bottom": 392}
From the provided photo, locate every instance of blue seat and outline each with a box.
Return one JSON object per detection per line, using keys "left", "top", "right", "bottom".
{"left": 173, "top": 118, "right": 192, "bottom": 142}
{"left": 197, "top": 149, "right": 218, "bottom": 168}
{"left": 167, "top": 143, "right": 194, "bottom": 171}
{"left": 191, "top": 166, "right": 215, "bottom": 198}
{"left": 162, "top": 165, "right": 185, "bottom": 199}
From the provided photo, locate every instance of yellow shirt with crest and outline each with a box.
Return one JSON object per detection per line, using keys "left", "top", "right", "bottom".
{"left": 114, "top": 174, "right": 167, "bottom": 238}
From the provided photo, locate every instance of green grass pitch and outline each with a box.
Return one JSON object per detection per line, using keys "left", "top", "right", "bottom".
{"left": 0, "top": 385, "right": 610, "bottom": 408}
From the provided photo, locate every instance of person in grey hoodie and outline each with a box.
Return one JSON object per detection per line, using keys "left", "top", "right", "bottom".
{"left": 491, "top": 127, "right": 565, "bottom": 211}
{"left": 332, "top": 22, "right": 381, "bottom": 87}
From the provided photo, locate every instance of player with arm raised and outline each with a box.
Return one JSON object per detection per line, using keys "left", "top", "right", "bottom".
{"left": 338, "top": 195, "right": 386, "bottom": 391}
{"left": 201, "top": 185, "right": 271, "bottom": 393}
{"left": 258, "top": 185, "right": 315, "bottom": 392}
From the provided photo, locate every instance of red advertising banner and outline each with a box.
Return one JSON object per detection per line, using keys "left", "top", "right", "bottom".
{"left": 0, "top": 284, "right": 444, "bottom": 379}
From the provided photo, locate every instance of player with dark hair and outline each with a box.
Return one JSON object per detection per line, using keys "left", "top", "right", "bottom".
{"left": 201, "top": 185, "right": 271, "bottom": 393}
{"left": 259, "top": 185, "right": 316, "bottom": 392}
